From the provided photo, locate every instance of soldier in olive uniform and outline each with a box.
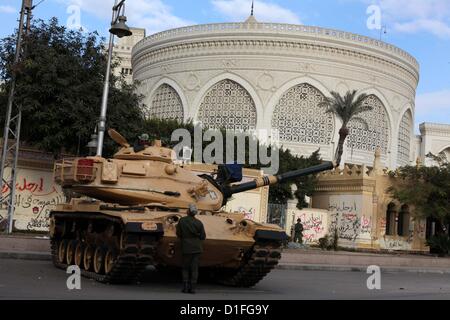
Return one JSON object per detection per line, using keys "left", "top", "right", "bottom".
{"left": 176, "top": 204, "right": 206, "bottom": 294}
{"left": 294, "top": 218, "right": 304, "bottom": 244}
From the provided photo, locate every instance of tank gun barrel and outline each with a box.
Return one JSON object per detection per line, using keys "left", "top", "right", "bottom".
{"left": 226, "top": 161, "right": 335, "bottom": 196}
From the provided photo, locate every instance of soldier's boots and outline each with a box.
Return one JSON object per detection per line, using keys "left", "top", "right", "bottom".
{"left": 188, "top": 282, "right": 196, "bottom": 294}
{"left": 182, "top": 281, "right": 189, "bottom": 293}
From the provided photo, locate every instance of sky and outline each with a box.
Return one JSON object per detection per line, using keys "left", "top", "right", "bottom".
{"left": 0, "top": 0, "right": 449, "bottom": 132}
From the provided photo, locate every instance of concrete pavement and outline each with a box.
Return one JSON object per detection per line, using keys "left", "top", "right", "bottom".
{"left": 1, "top": 234, "right": 450, "bottom": 273}
{"left": 1, "top": 258, "right": 450, "bottom": 300}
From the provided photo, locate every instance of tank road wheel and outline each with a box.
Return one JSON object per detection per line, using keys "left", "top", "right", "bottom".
{"left": 104, "top": 248, "right": 118, "bottom": 275}
{"left": 74, "top": 242, "right": 85, "bottom": 267}
{"left": 66, "top": 240, "right": 77, "bottom": 265}
{"left": 57, "top": 240, "right": 68, "bottom": 264}
{"left": 93, "top": 247, "right": 106, "bottom": 274}
{"left": 83, "top": 245, "right": 94, "bottom": 271}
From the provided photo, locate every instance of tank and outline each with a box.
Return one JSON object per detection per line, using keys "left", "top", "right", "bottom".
{"left": 49, "top": 129, "right": 335, "bottom": 287}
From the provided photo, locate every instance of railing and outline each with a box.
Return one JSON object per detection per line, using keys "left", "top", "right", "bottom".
{"left": 133, "top": 22, "right": 419, "bottom": 69}
{"left": 54, "top": 158, "right": 97, "bottom": 185}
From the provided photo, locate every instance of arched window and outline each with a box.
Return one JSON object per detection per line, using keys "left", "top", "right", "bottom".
{"left": 397, "top": 111, "right": 412, "bottom": 167}
{"left": 148, "top": 84, "right": 184, "bottom": 121}
{"left": 439, "top": 147, "right": 450, "bottom": 163}
{"left": 397, "top": 205, "right": 410, "bottom": 237}
{"left": 386, "top": 203, "right": 397, "bottom": 236}
{"left": 197, "top": 79, "right": 257, "bottom": 131}
{"left": 271, "top": 83, "right": 334, "bottom": 144}
{"left": 347, "top": 95, "right": 389, "bottom": 154}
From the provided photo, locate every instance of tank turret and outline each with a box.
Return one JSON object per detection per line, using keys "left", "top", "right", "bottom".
{"left": 54, "top": 129, "right": 335, "bottom": 212}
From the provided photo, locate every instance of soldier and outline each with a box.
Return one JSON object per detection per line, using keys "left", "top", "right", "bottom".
{"left": 176, "top": 204, "right": 206, "bottom": 294}
{"left": 294, "top": 218, "right": 304, "bottom": 244}
{"left": 133, "top": 133, "right": 150, "bottom": 152}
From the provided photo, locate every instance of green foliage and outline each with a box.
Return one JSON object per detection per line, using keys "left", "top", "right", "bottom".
{"left": 318, "top": 228, "right": 339, "bottom": 251}
{"left": 318, "top": 90, "right": 372, "bottom": 166}
{"left": 388, "top": 156, "right": 450, "bottom": 233}
{"left": 0, "top": 18, "right": 145, "bottom": 157}
{"left": 319, "top": 90, "right": 371, "bottom": 127}
{"left": 427, "top": 234, "right": 450, "bottom": 256}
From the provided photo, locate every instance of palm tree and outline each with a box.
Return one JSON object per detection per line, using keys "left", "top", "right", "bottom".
{"left": 319, "top": 90, "right": 372, "bottom": 167}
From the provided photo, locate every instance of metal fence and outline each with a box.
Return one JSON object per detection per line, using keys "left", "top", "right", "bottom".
{"left": 267, "top": 203, "right": 287, "bottom": 229}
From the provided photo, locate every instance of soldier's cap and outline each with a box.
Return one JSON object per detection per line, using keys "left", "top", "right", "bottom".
{"left": 188, "top": 204, "right": 198, "bottom": 215}
{"left": 139, "top": 133, "right": 150, "bottom": 141}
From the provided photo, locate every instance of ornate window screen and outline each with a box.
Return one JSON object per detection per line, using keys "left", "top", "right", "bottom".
{"left": 148, "top": 84, "right": 184, "bottom": 121}
{"left": 346, "top": 95, "right": 389, "bottom": 153}
{"left": 397, "top": 111, "right": 412, "bottom": 166}
{"left": 271, "top": 83, "right": 334, "bottom": 144}
{"left": 197, "top": 79, "right": 257, "bottom": 131}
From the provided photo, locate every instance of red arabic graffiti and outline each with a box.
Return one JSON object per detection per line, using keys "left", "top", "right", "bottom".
{"left": 1, "top": 177, "right": 53, "bottom": 195}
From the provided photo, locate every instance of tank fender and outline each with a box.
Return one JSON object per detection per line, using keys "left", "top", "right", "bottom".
{"left": 254, "top": 229, "right": 288, "bottom": 242}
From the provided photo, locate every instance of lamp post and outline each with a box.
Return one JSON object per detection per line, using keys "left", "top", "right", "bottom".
{"left": 96, "top": 0, "right": 132, "bottom": 157}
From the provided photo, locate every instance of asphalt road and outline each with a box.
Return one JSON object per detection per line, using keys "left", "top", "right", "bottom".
{"left": 0, "top": 258, "right": 449, "bottom": 300}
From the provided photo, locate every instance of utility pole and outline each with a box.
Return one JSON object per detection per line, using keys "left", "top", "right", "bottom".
{"left": 0, "top": 0, "right": 33, "bottom": 234}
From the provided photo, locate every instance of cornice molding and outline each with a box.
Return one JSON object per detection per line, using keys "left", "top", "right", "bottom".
{"left": 133, "top": 39, "right": 418, "bottom": 93}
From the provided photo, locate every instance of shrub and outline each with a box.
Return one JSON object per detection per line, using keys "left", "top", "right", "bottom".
{"left": 427, "top": 234, "right": 450, "bottom": 256}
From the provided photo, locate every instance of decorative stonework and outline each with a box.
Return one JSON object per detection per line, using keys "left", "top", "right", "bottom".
{"left": 347, "top": 95, "right": 389, "bottom": 154}
{"left": 257, "top": 72, "right": 275, "bottom": 91}
{"left": 271, "top": 84, "right": 334, "bottom": 145}
{"left": 197, "top": 79, "right": 257, "bottom": 131}
{"left": 147, "top": 84, "right": 184, "bottom": 121}
{"left": 185, "top": 73, "right": 200, "bottom": 91}
{"left": 397, "top": 111, "right": 412, "bottom": 166}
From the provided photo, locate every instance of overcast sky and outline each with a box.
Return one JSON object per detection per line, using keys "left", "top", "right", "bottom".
{"left": 1, "top": 0, "right": 449, "bottom": 132}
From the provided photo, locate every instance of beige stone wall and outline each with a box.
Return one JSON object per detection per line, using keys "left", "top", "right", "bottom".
{"left": 1, "top": 167, "right": 64, "bottom": 231}
{"left": 0, "top": 145, "right": 65, "bottom": 232}
{"left": 312, "top": 153, "right": 428, "bottom": 252}
{"left": 285, "top": 206, "right": 330, "bottom": 244}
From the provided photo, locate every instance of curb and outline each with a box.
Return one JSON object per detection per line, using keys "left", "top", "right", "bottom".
{"left": 0, "top": 251, "right": 51, "bottom": 261}
{"left": 276, "top": 264, "right": 450, "bottom": 274}
{"left": 1, "top": 251, "right": 449, "bottom": 274}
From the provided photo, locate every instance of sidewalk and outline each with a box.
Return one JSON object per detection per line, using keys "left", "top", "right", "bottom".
{"left": 1, "top": 235, "right": 450, "bottom": 274}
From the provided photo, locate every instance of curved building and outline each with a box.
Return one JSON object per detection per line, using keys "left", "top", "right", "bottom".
{"left": 132, "top": 16, "right": 420, "bottom": 168}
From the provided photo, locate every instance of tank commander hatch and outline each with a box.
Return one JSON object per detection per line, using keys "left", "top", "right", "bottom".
{"left": 176, "top": 204, "right": 206, "bottom": 294}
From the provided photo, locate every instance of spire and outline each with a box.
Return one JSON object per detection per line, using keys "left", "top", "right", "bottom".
{"left": 245, "top": 0, "right": 258, "bottom": 24}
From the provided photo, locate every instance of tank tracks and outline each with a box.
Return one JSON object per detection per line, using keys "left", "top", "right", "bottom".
{"left": 217, "top": 241, "right": 282, "bottom": 288}
{"left": 51, "top": 215, "right": 159, "bottom": 284}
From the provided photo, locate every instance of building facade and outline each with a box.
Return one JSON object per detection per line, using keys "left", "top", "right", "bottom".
{"left": 311, "top": 150, "right": 428, "bottom": 252}
{"left": 416, "top": 123, "right": 450, "bottom": 166}
{"left": 113, "top": 27, "right": 146, "bottom": 84}
{"left": 132, "top": 17, "right": 420, "bottom": 169}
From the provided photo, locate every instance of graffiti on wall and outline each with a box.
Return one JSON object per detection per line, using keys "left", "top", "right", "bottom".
{"left": 328, "top": 196, "right": 373, "bottom": 242}
{"left": 290, "top": 211, "right": 328, "bottom": 244}
{"left": 237, "top": 206, "right": 256, "bottom": 221}
{"left": 1, "top": 169, "right": 64, "bottom": 231}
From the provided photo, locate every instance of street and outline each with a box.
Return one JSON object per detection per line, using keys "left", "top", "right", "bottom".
{"left": 0, "top": 258, "right": 449, "bottom": 300}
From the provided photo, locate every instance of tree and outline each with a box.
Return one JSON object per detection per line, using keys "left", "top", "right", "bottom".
{"left": 319, "top": 90, "right": 371, "bottom": 166}
{"left": 388, "top": 157, "right": 450, "bottom": 235}
{"left": 0, "top": 18, "right": 145, "bottom": 157}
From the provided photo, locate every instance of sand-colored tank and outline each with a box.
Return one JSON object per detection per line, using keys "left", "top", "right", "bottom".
{"left": 49, "top": 130, "right": 334, "bottom": 287}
